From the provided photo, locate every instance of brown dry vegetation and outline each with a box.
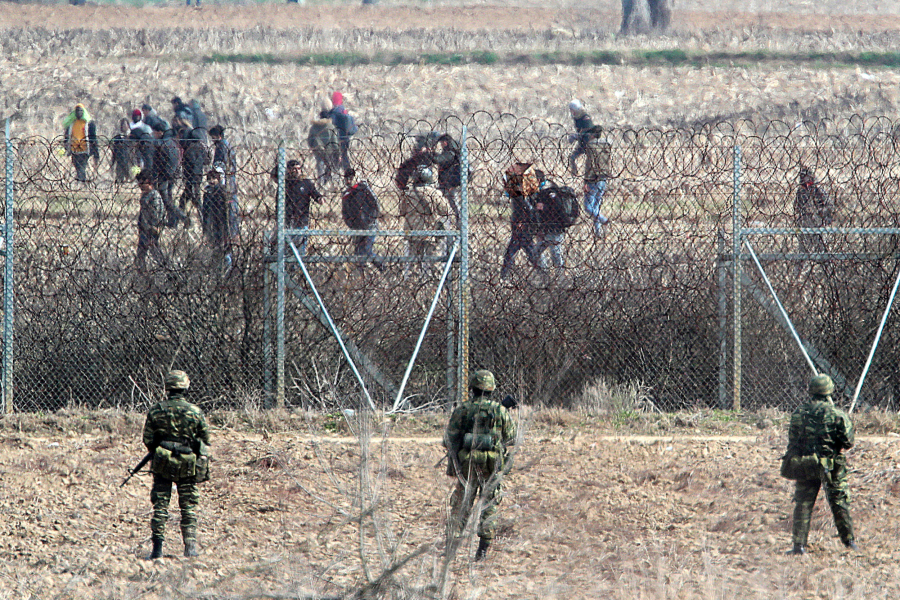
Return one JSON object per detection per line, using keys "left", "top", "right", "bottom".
{"left": 2, "top": 409, "right": 900, "bottom": 599}
{"left": 2, "top": 2, "right": 900, "bottom": 139}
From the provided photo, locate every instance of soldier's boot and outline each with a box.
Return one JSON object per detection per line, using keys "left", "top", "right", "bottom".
{"left": 786, "top": 543, "right": 806, "bottom": 556}
{"left": 183, "top": 527, "right": 200, "bottom": 557}
{"left": 474, "top": 537, "right": 490, "bottom": 561}
{"left": 148, "top": 538, "right": 164, "bottom": 560}
{"left": 844, "top": 540, "right": 859, "bottom": 551}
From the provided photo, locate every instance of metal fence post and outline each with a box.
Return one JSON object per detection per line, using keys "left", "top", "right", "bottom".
{"left": 717, "top": 229, "right": 728, "bottom": 409}
{"left": 3, "top": 119, "right": 12, "bottom": 414}
{"left": 458, "top": 126, "right": 470, "bottom": 406}
{"left": 263, "top": 266, "right": 273, "bottom": 404}
{"left": 731, "top": 145, "right": 742, "bottom": 411}
{"left": 275, "top": 145, "right": 286, "bottom": 408}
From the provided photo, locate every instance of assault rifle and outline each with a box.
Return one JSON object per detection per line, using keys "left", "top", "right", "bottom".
{"left": 121, "top": 451, "right": 153, "bottom": 487}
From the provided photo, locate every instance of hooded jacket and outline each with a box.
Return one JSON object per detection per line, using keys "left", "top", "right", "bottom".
{"left": 63, "top": 105, "right": 99, "bottom": 158}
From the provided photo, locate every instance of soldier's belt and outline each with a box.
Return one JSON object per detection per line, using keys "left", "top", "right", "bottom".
{"left": 159, "top": 440, "right": 193, "bottom": 455}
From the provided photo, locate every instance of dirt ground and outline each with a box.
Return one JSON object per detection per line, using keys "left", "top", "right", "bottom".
{"left": 1, "top": 409, "right": 900, "bottom": 599}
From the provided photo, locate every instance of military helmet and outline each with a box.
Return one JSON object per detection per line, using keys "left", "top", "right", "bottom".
{"left": 165, "top": 370, "right": 191, "bottom": 391}
{"left": 808, "top": 374, "right": 834, "bottom": 396}
{"left": 470, "top": 369, "right": 496, "bottom": 392}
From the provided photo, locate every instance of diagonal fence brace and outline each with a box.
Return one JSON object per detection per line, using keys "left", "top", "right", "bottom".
{"left": 289, "top": 239, "right": 377, "bottom": 411}
{"left": 390, "top": 241, "right": 459, "bottom": 413}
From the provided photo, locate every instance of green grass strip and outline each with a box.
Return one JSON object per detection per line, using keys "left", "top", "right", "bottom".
{"left": 204, "top": 50, "right": 900, "bottom": 69}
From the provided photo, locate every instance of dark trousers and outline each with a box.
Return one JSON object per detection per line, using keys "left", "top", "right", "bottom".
{"left": 501, "top": 227, "right": 542, "bottom": 278}
{"left": 339, "top": 138, "right": 351, "bottom": 171}
{"left": 72, "top": 153, "right": 90, "bottom": 182}
{"left": 136, "top": 230, "right": 168, "bottom": 272}
{"left": 181, "top": 175, "right": 203, "bottom": 216}
{"left": 350, "top": 226, "right": 383, "bottom": 271}
{"left": 791, "top": 461, "right": 854, "bottom": 546}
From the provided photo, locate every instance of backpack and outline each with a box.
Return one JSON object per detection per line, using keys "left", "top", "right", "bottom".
{"left": 189, "top": 99, "right": 208, "bottom": 130}
{"left": 554, "top": 185, "right": 580, "bottom": 228}
{"left": 460, "top": 403, "right": 499, "bottom": 453}
{"left": 345, "top": 114, "right": 358, "bottom": 136}
{"left": 504, "top": 162, "right": 539, "bottom": 197}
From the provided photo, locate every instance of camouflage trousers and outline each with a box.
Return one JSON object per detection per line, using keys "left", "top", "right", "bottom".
{"left": 151, "top": 474, "right": 200, "bottom": 542}
{"left": 449, "top": 461, "right": 503, "bottom": 541}
{"left": 791, "top": 460, "right": 854, "bottom": 546}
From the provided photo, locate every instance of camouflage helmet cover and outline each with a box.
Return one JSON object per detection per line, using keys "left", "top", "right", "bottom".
{"left": 470, "top": 369, "right": 496, "bottom": 392}
{"left": 808, "top": 374, "right": 834, "bottom": 396}
{"left": 165, "top": 370, "right": 191, "bottom": 391}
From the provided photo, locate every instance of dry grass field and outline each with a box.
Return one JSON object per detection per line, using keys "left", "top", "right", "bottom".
{"left": 2, "top": 409, "right": 900, "bottom": 600}
{"left": 2, "top": 1, "right": 900, "bottom": 140}
{"left": 4, "top": 2, "right": 900, "bottom": 599}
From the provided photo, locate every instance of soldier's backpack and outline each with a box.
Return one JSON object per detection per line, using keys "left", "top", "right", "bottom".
{"left": 461, "top": 403, "right": 499, "bottom": 453}
{"left": 503, "top": 162, "right": 539, "bottom": 197}
{"left": 151, "top": 440, "right": 197, "bottom": 481}
{"left": 780, "top": 453, "right": 832, "bottom": 481}
{"left": 193, "top": 441, "right": 211, "bottom": 483}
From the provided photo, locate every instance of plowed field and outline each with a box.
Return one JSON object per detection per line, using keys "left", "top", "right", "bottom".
{"left": 1, "top": 410, "right": 899, "bottom": 599}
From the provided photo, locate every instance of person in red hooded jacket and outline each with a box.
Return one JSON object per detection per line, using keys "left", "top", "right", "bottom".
{"left": 329, "top": 91, "right": 358, "bottom": 171}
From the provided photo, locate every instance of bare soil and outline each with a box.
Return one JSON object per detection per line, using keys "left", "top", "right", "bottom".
{"left": 1, "top": 410, "right": 900, "bottom": 599}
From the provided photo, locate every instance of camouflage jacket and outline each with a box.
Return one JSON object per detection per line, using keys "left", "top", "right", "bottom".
{"left": 583, "top": 136, "right": 612, "bottom": 183}
{"left": 142, "top": 391, "right": 211, "bottom": 452}
{"left": 787, "top": 397, "right": 854, "bottom": 460}
{"left": 444, "top": 396, "right": 516, "bottom": 468}
{"left": 138, "top": 189, "right": 166, "bottom": 234}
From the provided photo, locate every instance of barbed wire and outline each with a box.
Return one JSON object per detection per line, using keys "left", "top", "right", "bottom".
{"left": 5, "top": 113, "right": 900, "bottom": 413}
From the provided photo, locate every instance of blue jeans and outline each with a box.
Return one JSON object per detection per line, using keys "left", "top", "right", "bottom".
{"left": 288, "top": 226, "right": 308, "bottom": 258}
{"left": 584, "top": 180, "right": 608, "bottom": 224}
{"left": 352, "top": 225, "right": 384, "bottom": 271}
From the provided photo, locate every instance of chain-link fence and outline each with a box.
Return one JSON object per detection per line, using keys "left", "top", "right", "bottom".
{"left": 4, "top": 113, "right": 900, "bottom": 413}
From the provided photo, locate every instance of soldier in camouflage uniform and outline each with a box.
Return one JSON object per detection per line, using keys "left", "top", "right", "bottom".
{"left": 142, "top": 370, "right": 211, "bottom": 559}
{"left": 785, "top": 374, "right": 857, "bottom": 555}
{"left": 444, "top": 369, "right": 517, "bottom": 561}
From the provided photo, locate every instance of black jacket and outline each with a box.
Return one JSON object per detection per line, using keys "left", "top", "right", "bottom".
{"left": 270, "top": 167, "right": 322, "bottom": 228}
{"left": 433, "top": 136, "right": 462, "bottom": 190}
{"left": 395, "top": 151, "right": 433, "bottom": 190}
{"left": 154, "top": 131, "right": 181, "bottom": 181}
{"left": 341, "top": 181, "right": 379, "bottom": 229}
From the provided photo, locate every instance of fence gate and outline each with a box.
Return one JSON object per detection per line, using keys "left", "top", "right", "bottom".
{"left": 265, "top": 137, "right": 471, "bottom": 412}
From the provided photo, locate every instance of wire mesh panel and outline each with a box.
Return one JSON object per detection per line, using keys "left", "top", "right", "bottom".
{"left": 737, "top": 117, "right": 900, "bottom": 412}
{"left": 6, "top": 114, "right": 900, "bottom": 412}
